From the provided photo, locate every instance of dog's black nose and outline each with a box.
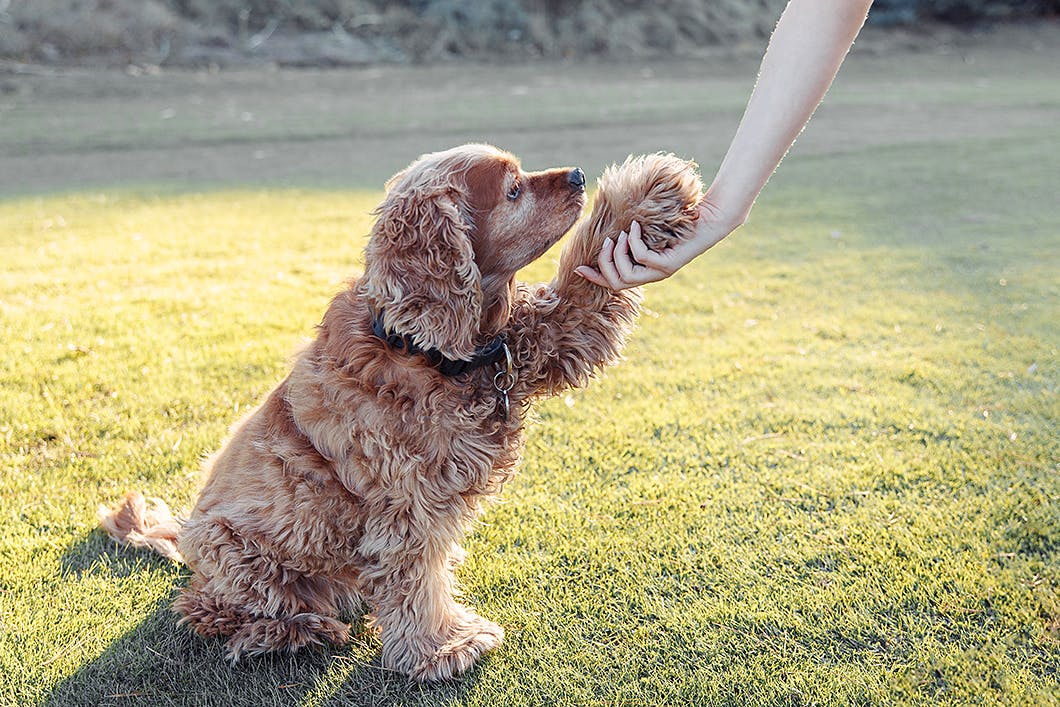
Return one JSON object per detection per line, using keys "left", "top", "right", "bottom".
{"left": 568, "top": 168, "right": 586, "bottom": 190}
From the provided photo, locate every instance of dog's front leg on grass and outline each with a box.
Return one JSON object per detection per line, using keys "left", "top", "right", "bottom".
{"left": 363, "top": 515, "right": 502, "bottom": 681}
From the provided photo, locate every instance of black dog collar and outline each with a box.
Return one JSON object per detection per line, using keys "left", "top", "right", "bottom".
{"left": 370, "top": 309, "right": 508, "bottom": 377}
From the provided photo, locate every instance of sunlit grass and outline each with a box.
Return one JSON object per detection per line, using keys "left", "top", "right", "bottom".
{"left": 1, "top": 128, "right": 1058, "bottom": 705}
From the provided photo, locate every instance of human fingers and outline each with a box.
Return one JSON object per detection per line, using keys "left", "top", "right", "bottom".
{"left": 614, "top": 230, "right": 677, "bottom": 287}
{"left": 613, "top": 230, "right": 638, "bottom": 282}
{"left": 595, "top": 236, "right": 624, "bottom": 289}
{"left": 626, "top": 221, "right": 673, "bottom": 272}
{"left": 575, "top": 265, "right": 610, "bottom": 288}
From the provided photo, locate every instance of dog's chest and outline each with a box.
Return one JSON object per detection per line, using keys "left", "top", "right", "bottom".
{"left": 398, "top": 406, "right": 522, "bottom": 493}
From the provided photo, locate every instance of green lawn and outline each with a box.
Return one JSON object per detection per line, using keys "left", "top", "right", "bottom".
{"left": 2, "top": 62, "right": 1059, "bottom": 706}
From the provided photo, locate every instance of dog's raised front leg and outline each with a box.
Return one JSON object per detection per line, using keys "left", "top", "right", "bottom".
{"left": 505, "top": 264, "right": 641, "bottom": 400}
{"left": 506, "top": 153, "right": 702, "bottom": 400}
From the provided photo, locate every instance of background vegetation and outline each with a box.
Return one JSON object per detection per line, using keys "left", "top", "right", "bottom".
{"left": 1, "top": 0, "right": 1058, "bottom": 65}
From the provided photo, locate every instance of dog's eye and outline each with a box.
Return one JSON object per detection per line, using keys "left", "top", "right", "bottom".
{"left": 507, "top": 182, "right": 521, "bottom": 201}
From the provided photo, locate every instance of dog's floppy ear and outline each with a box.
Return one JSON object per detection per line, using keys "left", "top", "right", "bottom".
{"left": 362, "top": 166, "right": 482, "bottom": 360}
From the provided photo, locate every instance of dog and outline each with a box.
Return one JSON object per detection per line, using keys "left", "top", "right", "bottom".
{"left": 99, "top": 144, "right": 702, "bottom": 681}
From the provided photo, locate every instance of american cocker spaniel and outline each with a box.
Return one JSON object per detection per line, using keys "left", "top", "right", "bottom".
{"left": 100, "top": 144, "right": 702, "bottom": 681}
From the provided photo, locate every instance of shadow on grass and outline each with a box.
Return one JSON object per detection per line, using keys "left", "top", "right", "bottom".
{"left": 57, "top": 529, "right": 182, "bottom": 581}
{"left": 45, "top": 533, "right": 488, "bottom": 707}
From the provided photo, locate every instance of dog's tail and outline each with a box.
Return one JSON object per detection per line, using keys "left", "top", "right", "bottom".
{"left": 97, "top": 491, "right": 184, "bottom": 563}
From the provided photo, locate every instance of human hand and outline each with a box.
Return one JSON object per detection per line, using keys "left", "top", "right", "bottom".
{"left": 575, "top": 200, "right": 737, "bottom": 290}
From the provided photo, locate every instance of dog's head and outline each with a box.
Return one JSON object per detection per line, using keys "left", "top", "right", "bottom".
{"left": 363, "top": 144, "right": 586, "bottom": 359}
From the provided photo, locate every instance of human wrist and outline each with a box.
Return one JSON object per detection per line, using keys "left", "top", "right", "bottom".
{"left": 700, "top": 189, "right": 751, "bottom": 235}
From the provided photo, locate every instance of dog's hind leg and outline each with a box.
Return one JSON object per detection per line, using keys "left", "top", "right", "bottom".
{"left": 175, "top": 573, "right": 352, "bottom": 661}
{"left": 174, "top": 519, "right": 352, "bottom": 660}
{"left": 174, "top": 570, "right": 352, "bottom": 660}
{"left": 224, "top": 612, "right": 350, "bottom": 660}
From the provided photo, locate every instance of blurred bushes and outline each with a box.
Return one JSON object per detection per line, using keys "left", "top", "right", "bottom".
{"left": 0, "top": 0, "right": 192, "bottom": 63}
{"left": 871, "top": 0, "right": 1059, "bottom": 25}
{"left": 158, "top": 0, "right": 795, "bottom": 56}
{"left": 0, "top": 0, "right": 1056, "bottom": 65}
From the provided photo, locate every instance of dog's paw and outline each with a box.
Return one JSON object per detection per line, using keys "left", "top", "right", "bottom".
{"left": 598, "top": 152, "right": 702, "bottom": 253}
{"left": 406, "top": 612, "right": 504, "bottom": 682}
{"left": 556, "top": 153, "right": 701, "bottom": 293}
{"left": 223, "top": 612, "right": 351, "bottom": 661}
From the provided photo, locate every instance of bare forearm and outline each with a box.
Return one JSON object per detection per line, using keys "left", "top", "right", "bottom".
{"left": 709, "top": 0, "right": 873, "bottom": 227}
{"left": 577, "top": 0, "right": 874, "bottom": 291}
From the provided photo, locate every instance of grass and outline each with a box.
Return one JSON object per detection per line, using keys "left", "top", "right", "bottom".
{"left": 2, "top": 60, "right": 1059, "bottom": 706}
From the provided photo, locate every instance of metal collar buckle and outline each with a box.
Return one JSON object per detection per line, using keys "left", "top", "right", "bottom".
{"left": 492, "top": 342, "right": 515, "bottom": 420}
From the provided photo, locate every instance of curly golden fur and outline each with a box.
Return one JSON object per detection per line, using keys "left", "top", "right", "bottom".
{"left": 99, "top": 145, "right": 702, "bottom": 681}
